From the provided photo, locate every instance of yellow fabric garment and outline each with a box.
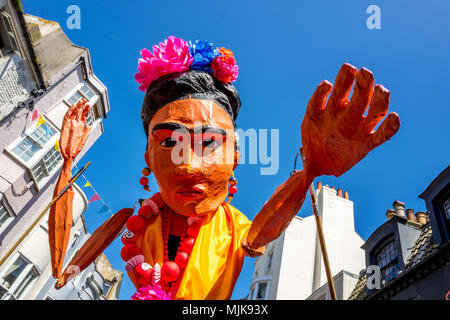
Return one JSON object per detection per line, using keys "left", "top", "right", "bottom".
{"left": 128, "top": 202, "right": 252, "bottom": 300}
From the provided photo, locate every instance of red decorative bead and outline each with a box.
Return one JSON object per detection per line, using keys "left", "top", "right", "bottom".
{"left": 151, "top": 192, "right": 165, "bottom": 208}
{"left": 175, "top": 252, "right": 189, "bottom": 269}
{"left": 134, "top": 262, "right": 153, "bottom": 286}
{"left": 121, "top": 230, "right": 136, "bottom": 244}
{"left": 228, "top": 185, "right": 237, "bottom": 194}
{"left": 186, "top": 226, "right": 198, "bottom": 237}
{"left": 138, "top": 205, "right": 152, "bottom": 218}
{"left": 161, "top": 261, "right": 180, "bottom": 283}
{"left": 180, "top": 237, "right": 195, "bottom": 254}
{"left": 142, "top": 168, "right": 151, "bottom": 176}
{"left": 142, "top": 199, "right": 160, "bottom": 215}
{"left": 120, "top": 244, "right": 141, "bottom": 262}
{"left": 126, "top": 215, "right": 145, "bottom": 233}
{"left": 140, "top": 177, "right": 149, "bottom": 186}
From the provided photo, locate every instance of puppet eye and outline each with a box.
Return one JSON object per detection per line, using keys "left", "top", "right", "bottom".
{"left": 200, "top": 137, "right": 221, "bottom": 149}
{"left": 160, "top": 137, "right": 179, "bottom": 148}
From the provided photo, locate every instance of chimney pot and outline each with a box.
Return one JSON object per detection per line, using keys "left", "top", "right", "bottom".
{"left": 317, "top": 182, "right": 322, "bottom": 190}
{"left": 393, "top": 200, "right": 406, "bottom": 217}
{"left": 344, "top": 191, "right": 349, "bottom": 200}
{"left": 337, "top": 189, "right": 343, "bottom": 197}
{"left": 406, "top": 209, "right": 416, "bottom": 221}
{"left": 331, "top": 186, "right": 336, "bottom": 191}
{"left": 386, "top": 209, "right": 396, "bottom": 220}
{"left": 415, "top": 212, "right": 428, "bottom": 225}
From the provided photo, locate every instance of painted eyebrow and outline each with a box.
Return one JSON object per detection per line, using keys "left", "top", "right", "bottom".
{"left": 195, "top": 125, "right": 228, "bottom": 136}
{"left": 152, "top": 123, "right": 227, "bottom": 136}
{"left": 151, "top": 122, "right": 188, "bottom": 134}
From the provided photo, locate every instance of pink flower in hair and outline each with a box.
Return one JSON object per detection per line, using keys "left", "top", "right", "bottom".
{"left": 135, "top": 36, "right": 194, "bottom": 92}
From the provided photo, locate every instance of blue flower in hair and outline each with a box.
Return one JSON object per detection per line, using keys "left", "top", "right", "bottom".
{"left": 188, "top": 40, "right": 219, "bottom": 71}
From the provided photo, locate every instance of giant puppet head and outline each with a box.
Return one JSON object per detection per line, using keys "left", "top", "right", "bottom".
{"left": 136, "top": 37, "right": 241, "bottom": 217}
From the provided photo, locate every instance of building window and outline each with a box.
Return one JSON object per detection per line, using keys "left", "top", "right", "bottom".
{"left": 255, "top": 282, "right": 267, "bottom": 300}
{"left": 0, "top": 196, "right": 14, "bottom": 234}
{"left": 0, "top": 11, "right": 17, "bottom": 57}
{"left": 64, "top": 83, "right": 101, "bottom": 126}
{"left": 0, "top": 255, "right": 39, "bottom": 300}
{"left": 265, "top": 250, "right": 273, "bottom": 274}
{"left": 444, "top": 198, "right": 450, "bottom": 220}
{"left": 9, "top": 122, "right": 62, "bottom": 186}
{"left": 376, "top": 241, "right": 399, "bottom": 284}
{"left": 103, "top": 280, "right": 112, "bottom": 297}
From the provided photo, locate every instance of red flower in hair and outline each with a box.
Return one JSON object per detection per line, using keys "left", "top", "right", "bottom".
{"left": 210, "top": 47, "right": 239, "bottom": 83}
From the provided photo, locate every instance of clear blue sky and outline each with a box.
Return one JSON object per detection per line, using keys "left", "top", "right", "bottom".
{"left": 22, "top": 0, "right": 450, "bottom": 300}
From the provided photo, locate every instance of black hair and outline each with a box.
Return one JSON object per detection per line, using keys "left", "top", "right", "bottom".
{"left": 140, "top": 70, "right": 241, "bottom": 137}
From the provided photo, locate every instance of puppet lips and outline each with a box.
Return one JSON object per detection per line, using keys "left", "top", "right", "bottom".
{"left": 175, "top": 185, "right": 206, "bottom": 199}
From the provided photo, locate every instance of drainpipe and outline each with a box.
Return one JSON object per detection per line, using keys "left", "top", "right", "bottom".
{"left": 12, "top": 0, "right": 46, "bottom": 89}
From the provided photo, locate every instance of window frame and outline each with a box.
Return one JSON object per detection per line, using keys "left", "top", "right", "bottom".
{"left": 63, "top": 83, "right": 102, "bottom": 128}
{"left": 375, "top": 239, "right": 399, "bottom": 285}
{"left": 0, "top": 10, "right": 18, "bottom": 57}
{"left": 0, "top": 253, "right": 40, "bottom": 300}
{"left": 265, "top": 249, "right": 274, "bottom": 274}
{"left": 0, "top": 194, "right": 15, "bottom": 235}
{"left": 6, "top": 118, "right": 62, "bottom": 191}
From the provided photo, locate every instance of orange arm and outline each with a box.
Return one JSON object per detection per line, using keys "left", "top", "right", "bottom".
{"left": 56, "top": 208, "right": 134, "bottom": 289}
{"left": 49, "top": 99, "right": 91, "bottom": 278}
{"left": 245, "top": 64, "right": 400, "bottom": 252}
{"left": 48, "top": 159, "right": 74, "bottom": 278}
{"left": 244, "top": 170, "right": 312, "bottom": 252}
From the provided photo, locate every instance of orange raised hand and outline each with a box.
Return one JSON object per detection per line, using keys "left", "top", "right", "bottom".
{"left": 301, "top": 63, "right": 400, "bottom": 178}
{"left": 49, "top": 98, "right": 91, "bottom": 278}
{"left": 60, "top": 98, "right": 91, "bottom": 160}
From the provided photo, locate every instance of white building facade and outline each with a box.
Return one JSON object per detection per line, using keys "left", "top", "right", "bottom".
{"left": 248, "top": 183, "right": 365, "bottom": 300}
{"left": 0, "top": 1, "right": 116, "bottom": 300}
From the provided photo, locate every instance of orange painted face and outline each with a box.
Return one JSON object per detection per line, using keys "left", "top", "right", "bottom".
{"left": 145, "top": 98, "right": 239, "bottom": 216}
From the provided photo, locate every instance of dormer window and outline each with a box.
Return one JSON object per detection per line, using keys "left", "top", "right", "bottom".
{"left": 376, "top": 241, "right": 399, "bottom": 284}
{"left": 0, "top": 10, "right": 18, "bottom": 57}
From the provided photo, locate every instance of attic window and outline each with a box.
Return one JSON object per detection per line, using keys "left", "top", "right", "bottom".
{"left": 0, "top": 11, "right": 17, "bottom": 57}
{"left": 376, "top": 241, "right": 399, "bottom": 284}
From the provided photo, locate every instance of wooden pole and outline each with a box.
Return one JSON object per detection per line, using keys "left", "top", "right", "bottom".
{"left": 299, "top": 148, "right": 337, "bottom": 300}
{"left": 0, "top": 162, "right": 91, "bottom": 268}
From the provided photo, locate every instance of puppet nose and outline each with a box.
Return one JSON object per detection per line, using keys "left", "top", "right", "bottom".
{"left": 174, "top": 147, "right": 204, "bottom": 176}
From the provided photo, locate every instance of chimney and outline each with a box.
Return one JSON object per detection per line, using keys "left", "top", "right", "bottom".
{"left": 317, "top": 182, "right": 322, "bottom": 190}
{"left": 393, "top": 200, "right": 406, "bottom": 217}
{"left": 337, "top": 189, "right": 343, "bottom": 197}
{"left": 386, "top": 209, "right": 396, "bottom": 221}
{"left": 331, "top": 186, "right": 336, "bottom": 190}
{"left": 415, "top": 212, "right": 428, "bottom": 225}
{"left": 406, "top": 209, "right": 416, "bottom": 221}
{"left": 344, "top": 191, "right": 349, "bottom": 200}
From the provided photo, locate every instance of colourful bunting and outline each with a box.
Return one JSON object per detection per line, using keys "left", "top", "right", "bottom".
{"left": 45, "top": 124, "right": 52, "bottom": 136}
{"left": 32, "top": 109, "right": 39, "bottom": 121}
{"left": 88, "top": 193, "right": 101, "bottom": 203}
{"left": 36, "top": 116, "right": 46, "bottom": 127}
{"left": 54, "top": 140, "right": 60, "bottom": 152}
{"left": 83, "top": 181, "right": 91, "bottom": 187}
{"left": 98, "top": 204, "right": 109, "bottom": 214}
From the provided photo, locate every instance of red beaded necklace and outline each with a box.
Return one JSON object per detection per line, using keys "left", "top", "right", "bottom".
{"left": 121, "top": 193, "right": 203, "bottom": 299}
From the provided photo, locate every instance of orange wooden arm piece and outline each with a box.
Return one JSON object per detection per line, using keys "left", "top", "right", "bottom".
{"left": 56, "top": 208, "right": 134, "bottom": 289}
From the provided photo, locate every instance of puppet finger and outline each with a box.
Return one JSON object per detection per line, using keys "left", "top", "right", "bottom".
{"left": 326, "top": 63, "right": 357, "bottom": 113}
{"left": 348, "top": 68, "right": 374, "bottom": 119}
{"left": 305, "top": 80, "right": 332, "bottom": 119}
{"left": 368, "top": 112, "right": 400, "bottom": 149}
{"left": 363, "top": 85, "right": 390, "bottom": 135}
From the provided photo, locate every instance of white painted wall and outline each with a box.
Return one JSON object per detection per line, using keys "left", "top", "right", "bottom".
{"left": 249, "top": 185, "right": 365, "bottom": 300}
